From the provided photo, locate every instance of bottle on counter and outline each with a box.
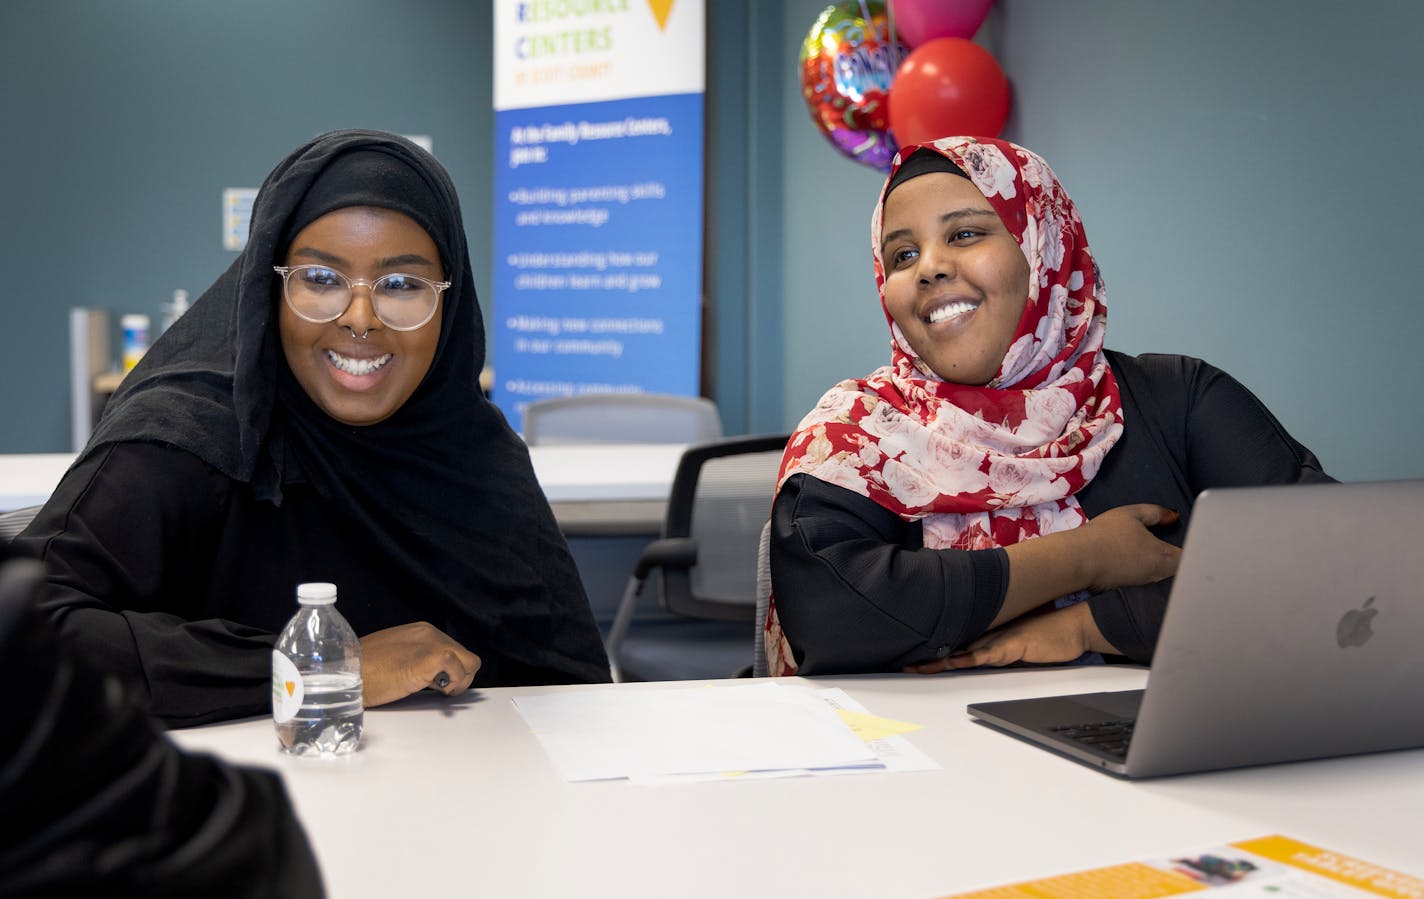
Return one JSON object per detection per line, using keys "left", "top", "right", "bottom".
{"left": 160, "top": 288, "right": 190, "bottom": 334}
{"left": 120, "top": 314, "right": 150, "bottom": 372}
{"left": 272, "top": 582, "right": 364, "bottom": 757}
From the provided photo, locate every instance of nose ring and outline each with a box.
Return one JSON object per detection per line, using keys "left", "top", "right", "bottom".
{"left": 343, "top": 325, "right": 370, "bottom": 340}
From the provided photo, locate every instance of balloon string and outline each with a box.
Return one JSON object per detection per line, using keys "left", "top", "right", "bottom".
{"left": 885, "top": 0, "right": 899, "bottom": 58}
{"left": 857, "top": 0, "right": 876, "bottom": 41}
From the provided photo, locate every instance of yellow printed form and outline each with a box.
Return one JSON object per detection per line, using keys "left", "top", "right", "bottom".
{"left": 938, "top": 836, "right": 1423, "bottom": 899}
{"left": 1232, "top": 836, "right": 1424, "bottom": 899}
{"left": 944, "top": 862, "right": 1206, "bottom": 899}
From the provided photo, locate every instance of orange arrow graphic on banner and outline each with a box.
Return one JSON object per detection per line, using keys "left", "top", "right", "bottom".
{"left": 647, "top": 0, "right": 673, "bottom": 31}
{"left": 285, "top": 681, "right": 296, "bottom": 697}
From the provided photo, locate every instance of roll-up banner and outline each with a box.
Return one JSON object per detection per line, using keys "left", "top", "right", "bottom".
{"left": 491, "top": 0, "right": 706, "bottom": 431}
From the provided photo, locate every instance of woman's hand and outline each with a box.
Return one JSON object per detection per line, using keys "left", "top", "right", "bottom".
{"left": 359, "top": 622, "right": 481, "bottom": 707}
{"left": 995, "top": 503, "right": 1180, "bottom": 629}
{"left": 1079, "top": 504, "right": 1181, "bottom": 592}
{"left": 910, "top": 503, "right": 1179, "bottom": 673}
{"left": 905, "top": 601, "right": 1105, "bottom": 673}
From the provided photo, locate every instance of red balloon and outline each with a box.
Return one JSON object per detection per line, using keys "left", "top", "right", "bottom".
{"left": 887, "top": 38, "right": 1011, "bottom": 146}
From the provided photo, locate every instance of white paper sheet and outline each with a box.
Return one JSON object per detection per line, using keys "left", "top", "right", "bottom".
{"left": 512, "top": 682, "right": 878, "bottom": 782}
{"left": 629, "top": 688, "right": 939, "bottom": 784}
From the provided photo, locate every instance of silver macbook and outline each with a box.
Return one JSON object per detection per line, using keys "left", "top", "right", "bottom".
{"left": 967, "top": 480, "right": 1424, "bottom": 778}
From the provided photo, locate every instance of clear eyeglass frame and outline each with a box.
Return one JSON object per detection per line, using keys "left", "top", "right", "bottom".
{"left": 273, "top": 264, "right": 450, "bottom": 332}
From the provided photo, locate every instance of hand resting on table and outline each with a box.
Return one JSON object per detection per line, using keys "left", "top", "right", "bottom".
{"left": 906, "top": 504, "right": 1181, "bottom": 674}
{"left": 359, "top": 622, "right": 481, "bottom": 707}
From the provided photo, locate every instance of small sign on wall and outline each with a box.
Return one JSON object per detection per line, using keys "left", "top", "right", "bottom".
{"left": 223, "top": 187, "right": 257, "bottom": 251}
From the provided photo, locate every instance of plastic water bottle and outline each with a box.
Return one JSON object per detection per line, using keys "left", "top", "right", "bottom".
{"left": 272, "top": 582, "right": 363, "bottom": 756}
{"left": 159, "top": 288, "right": 189, "bottom": 334}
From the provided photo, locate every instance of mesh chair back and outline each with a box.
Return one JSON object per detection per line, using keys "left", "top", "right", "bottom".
{"left": 659, "top": 435, "right": 788, "bottom": 621}
{"left": 522, "top": 393, "right": 722, "bottom": 446}
{"left": 686, "top": 452, "right": 780, "bottom": 602}
{"left": 0, "top": 506, "right": 41, "bottom": 543}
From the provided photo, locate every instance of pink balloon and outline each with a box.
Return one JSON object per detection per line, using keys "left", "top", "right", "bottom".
{"left": 893, "top": 0, "right": 994, "bottom": 47}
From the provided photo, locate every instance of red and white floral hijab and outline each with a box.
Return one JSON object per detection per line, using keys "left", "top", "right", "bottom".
{"left": 765, "top": 137, "right": 1124, "bottom": 677}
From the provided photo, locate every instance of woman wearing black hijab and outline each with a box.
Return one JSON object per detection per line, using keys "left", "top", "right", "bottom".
{"left": 17, "top": 130, "right": 610, "bottom": 727}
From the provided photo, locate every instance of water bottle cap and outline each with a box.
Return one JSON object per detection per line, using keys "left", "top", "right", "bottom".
{"left": 296, "top": 582, "right": 338, "bottom": 604}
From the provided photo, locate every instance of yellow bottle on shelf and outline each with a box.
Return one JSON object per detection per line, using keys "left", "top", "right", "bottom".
{"left": 121, "top": 314, "right": 150, "bottom": 372}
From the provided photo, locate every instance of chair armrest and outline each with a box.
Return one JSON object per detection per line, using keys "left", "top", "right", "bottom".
{"left": 633, "top": 538, "right": 697, "bottom": 579}
{"left": 607, "top": 538, "right": 699, "bottom": 682}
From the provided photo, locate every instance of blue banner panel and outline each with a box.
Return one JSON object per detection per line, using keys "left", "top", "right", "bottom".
{"left": 491, "top": 91, "right": 704, "bottom": 430}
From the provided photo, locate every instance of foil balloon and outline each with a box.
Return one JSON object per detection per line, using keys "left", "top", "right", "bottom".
{"left": 799, "top": 1, "right": 907, "bottom": 171}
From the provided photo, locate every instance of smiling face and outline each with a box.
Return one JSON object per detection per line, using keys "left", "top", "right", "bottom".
{"left": 878, "top": 172, "right": 1031, "bottom": 386}
{"left": 278, "top": 206, "right": 443, "bottom": 426}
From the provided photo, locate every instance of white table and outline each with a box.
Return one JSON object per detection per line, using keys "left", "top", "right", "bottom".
{"left": 0, "top": 453, "right": 74, "bottom": 510}
{"left": 529, "top": 442, "right": 683, "bottom": 535}
{"left": 168, "top": 667, "right": 1424, "bottom": 899}
{"left": 0, "top": 445, "right": 685, "bottom": 534}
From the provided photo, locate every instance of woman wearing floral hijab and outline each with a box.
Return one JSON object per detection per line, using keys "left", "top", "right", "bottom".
{"left": 766, "top": 137, "right": 1330, "bottom": 677}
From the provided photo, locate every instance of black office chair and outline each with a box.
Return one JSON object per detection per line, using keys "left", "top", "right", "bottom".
{"left": 753, "top": 519, "right": 773, "bottom": 677}
{"left": 522, "top": 393, "right": 723, "bottom": 445}
{"left": 605, "top": 434, "right": 789, "bottom": 682}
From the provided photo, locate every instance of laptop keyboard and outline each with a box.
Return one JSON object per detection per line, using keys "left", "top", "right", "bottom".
{"left": 1049, "top": 719, "right": 1135, "bottom": 760}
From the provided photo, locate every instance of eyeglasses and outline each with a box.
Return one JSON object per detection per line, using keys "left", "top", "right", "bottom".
{"left": 273, "top": 265, "right": 449, "bottom": 332}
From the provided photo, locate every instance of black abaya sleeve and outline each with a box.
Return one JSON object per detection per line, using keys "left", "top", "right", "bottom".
{"left": 770, "top": 473, "right": 1008, "bottom": 673}
{"left": 15, "top": 442, "right": 274, "bottom": 726}
{"left": 1085, "top": 353, "right": 1333, "bottom": 662}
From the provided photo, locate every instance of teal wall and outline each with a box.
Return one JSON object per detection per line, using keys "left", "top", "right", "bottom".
{"left": 772, "top": 0, "right": 1424, "bottom": 482}
{"left": 3, "top": 1, "right": 1421, "bottom": 483}
{"left": 0, "top": 0, "right": 495, "bottom": 452}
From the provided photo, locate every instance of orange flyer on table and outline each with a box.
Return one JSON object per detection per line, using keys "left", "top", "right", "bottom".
{"left": 939, "top": 835, "right": 1423, "bottom": 899}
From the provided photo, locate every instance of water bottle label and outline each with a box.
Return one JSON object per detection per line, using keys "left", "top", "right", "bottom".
{"left": 271, "top": 650, "right": 304, "bottom": 723}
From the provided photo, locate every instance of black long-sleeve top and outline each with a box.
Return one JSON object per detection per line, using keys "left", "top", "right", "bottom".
{"left": 770, "top": 351, "right": 1333, "bottom": 674}
{"left": 17, "top": 441, "right": 601, "bottom": 727}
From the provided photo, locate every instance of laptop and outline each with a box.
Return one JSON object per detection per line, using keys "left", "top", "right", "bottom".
{"left": 967, "top": 479, "right": 1424, "bottom": 778}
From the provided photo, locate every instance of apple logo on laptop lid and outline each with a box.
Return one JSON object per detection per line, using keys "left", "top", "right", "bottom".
{"left": 1336, "top": 596, "right": 1378, "bottom": 649}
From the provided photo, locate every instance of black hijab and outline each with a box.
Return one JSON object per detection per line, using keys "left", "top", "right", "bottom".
{"left": 884, "top": 147, "right": 970, "bottom": 198}
{"left": 86, "top": 129, "right": 609, "bottom": 684}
